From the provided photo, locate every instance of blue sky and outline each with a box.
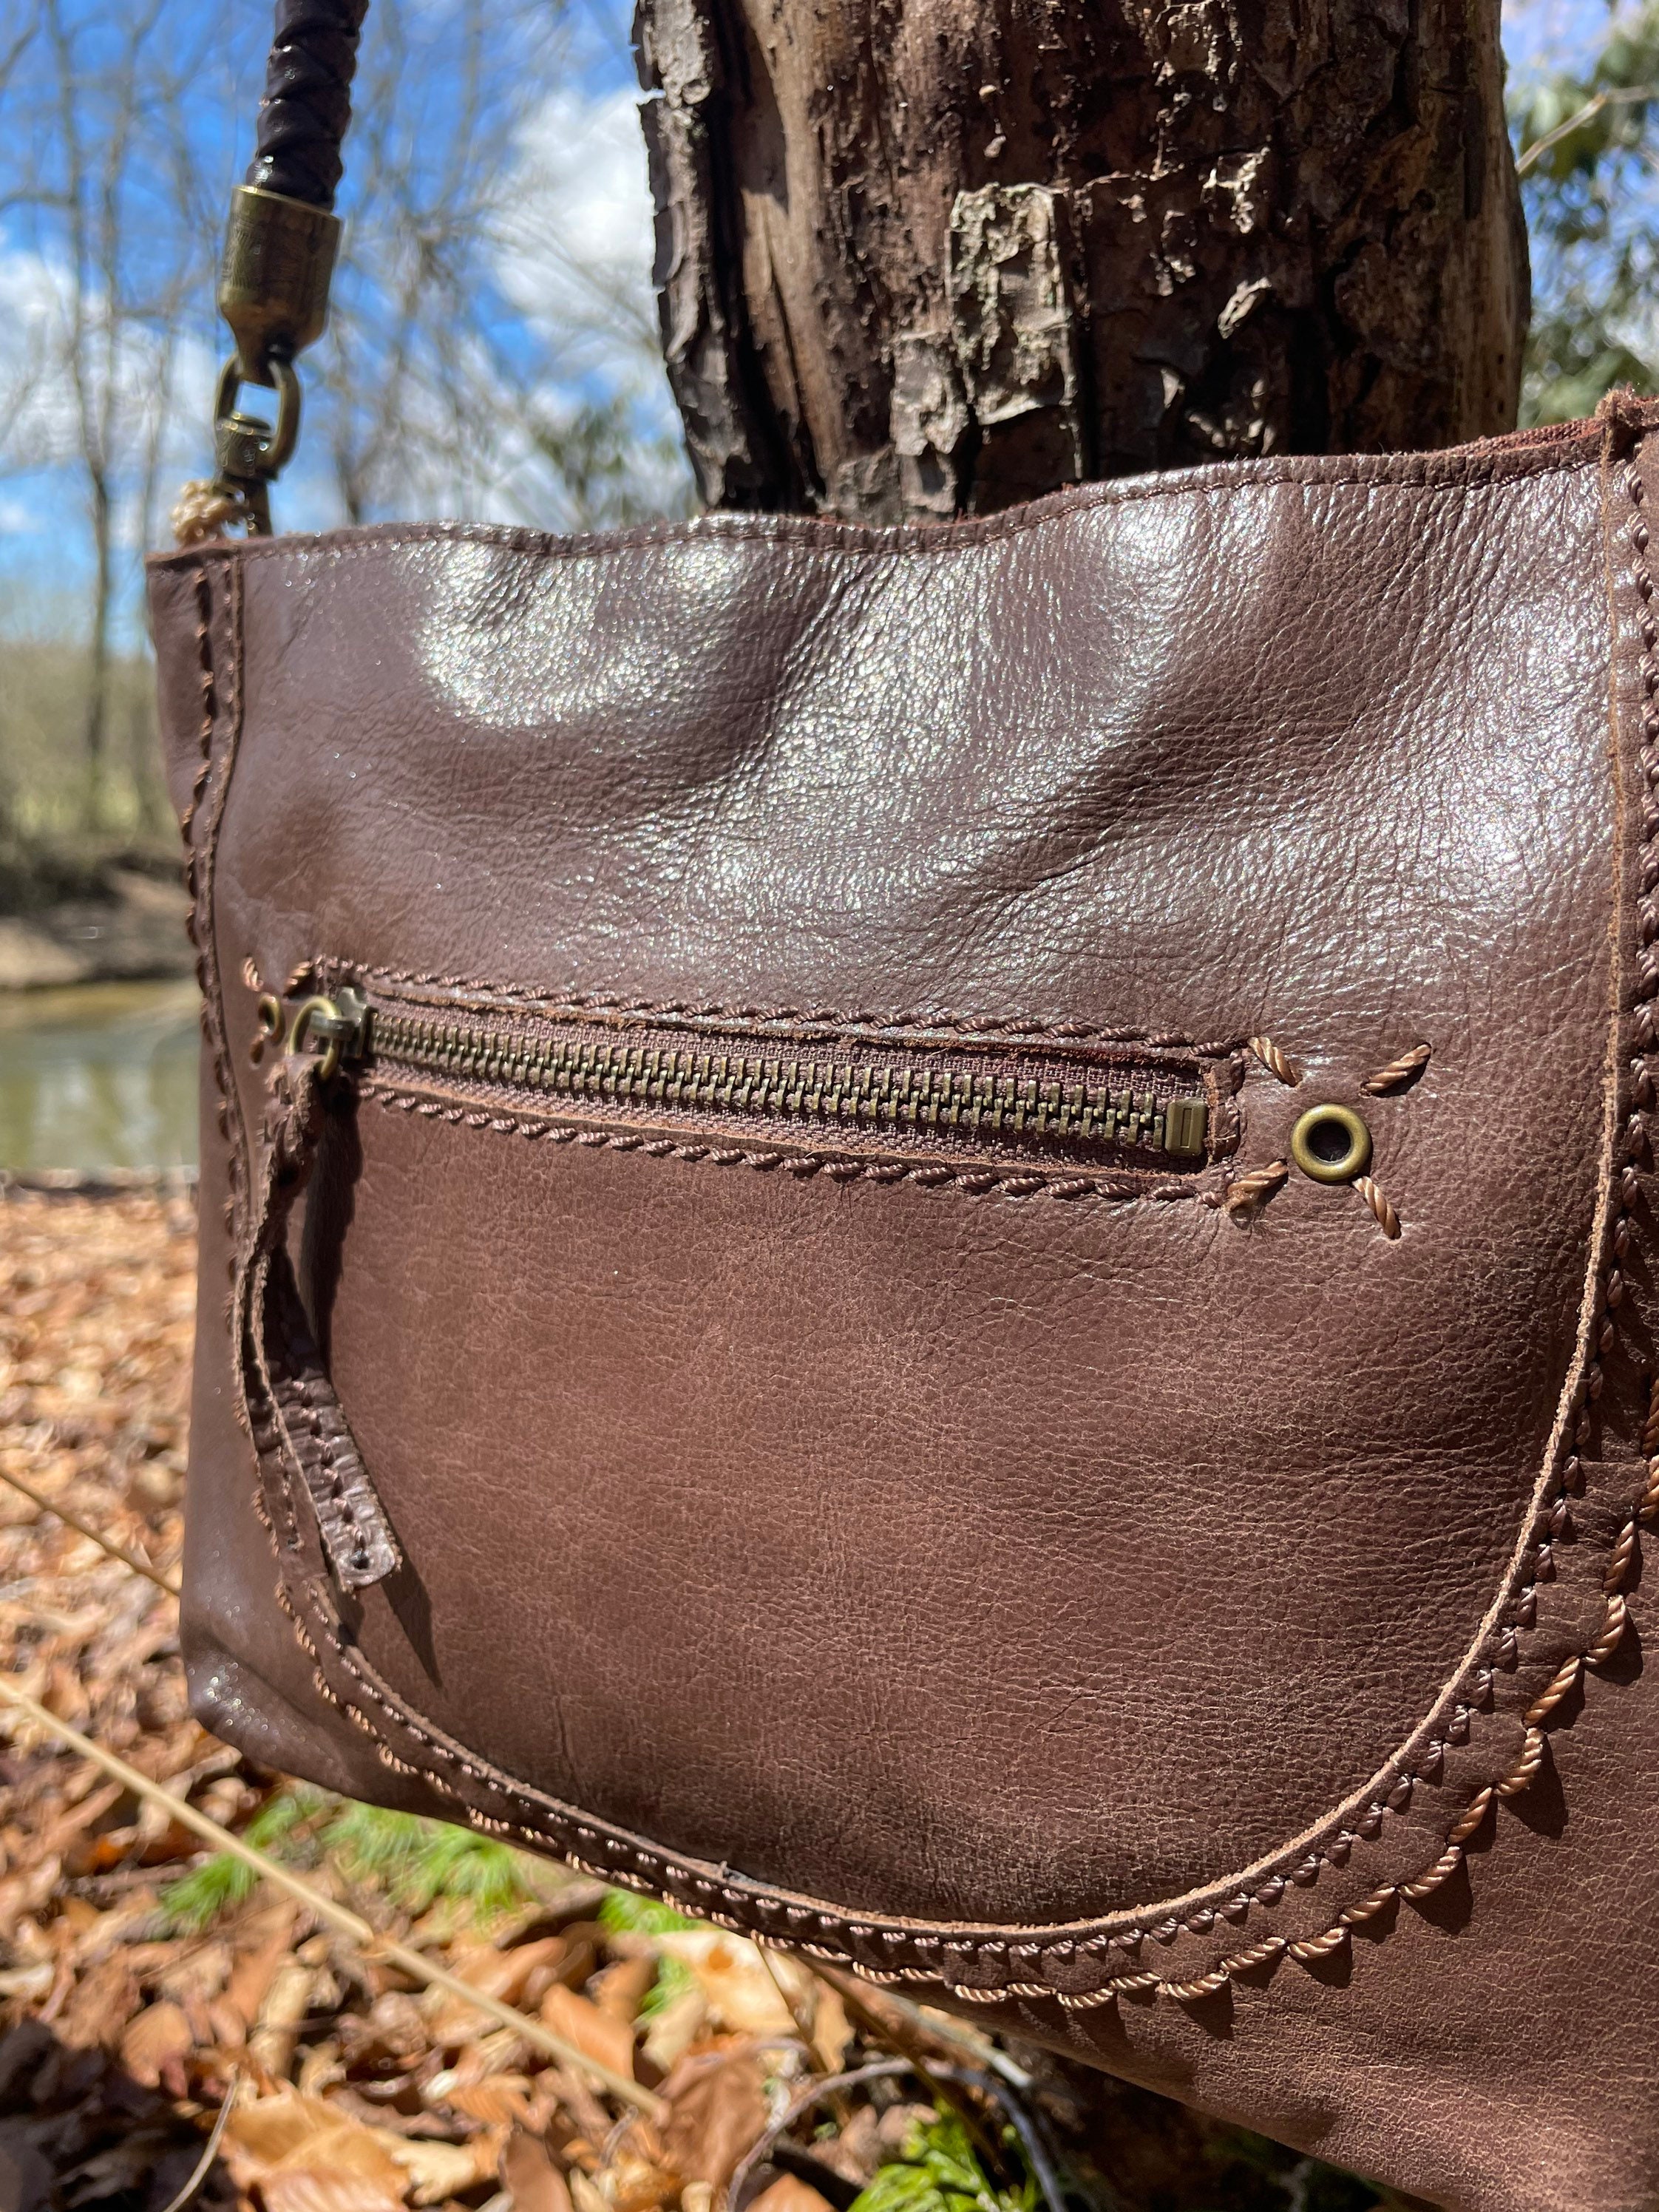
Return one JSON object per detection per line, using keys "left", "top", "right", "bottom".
{"left": 0, "top": 0, "right": 1620, "bottom": 642}
{"left": 0, "top": 0, "right": 668, "bottom": 637}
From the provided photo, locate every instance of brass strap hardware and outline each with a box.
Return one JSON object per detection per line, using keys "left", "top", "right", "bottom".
{"left": 208, "top": 356, "right": 302, "bottom": 538}
{"left": 203, "top": 185, "right": 342, "bottom": 535}
{"left": 220, "top": 186, "right": 341, "bottom": 370}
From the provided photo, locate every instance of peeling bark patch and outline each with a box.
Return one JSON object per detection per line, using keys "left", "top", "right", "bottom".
{"left": 949, "top": 184, "right": 1087, "bottom": 510}
{"left": 889, "top": 331, "right": 970, "bottom": 518}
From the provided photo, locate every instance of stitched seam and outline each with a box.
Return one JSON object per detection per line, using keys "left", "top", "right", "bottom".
{"left": 251, "top": 805, "right": 1642, "bottom": 1992}
{"left": 253, "top": 1162, "right": 1640, "bottom": 1995}
{"left": 342, "top": 964, "right": 1243, "bottom": 1054}
{"left": 146, "top": 428, "right": 1604, "bottom": 578}
{"left": 356, "top": 1079, "right": 1214, "bottom": 1205}
{"left": 263, "top": 972, "right": 1641, "bottom": 1995}
{"left": 189, "top": 564, "right": 251, "bottom": 1278}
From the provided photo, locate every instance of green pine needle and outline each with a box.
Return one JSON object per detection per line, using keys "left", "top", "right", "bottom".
{"left": 156, "top": 1787, "right": 536, "bottom": 1934}
{"left": 156, "top": 1846, "right": 261, "bottom": 1935}
{"left": 596, "top": 1887, "right": 701, "bottom": 1936}
{"left": 156, "top": 1782, "right": 329, "bottom": 1933}
{"left": 321, "top": 1802, "right": 538, "bottom": 1917}
{"left": 245, "top": 1782, "right": 330, "bottom": 1856}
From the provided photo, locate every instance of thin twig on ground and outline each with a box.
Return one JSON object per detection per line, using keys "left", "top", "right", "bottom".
{"left": 0, "top": 1675, "right": 663, "bottom": 2117}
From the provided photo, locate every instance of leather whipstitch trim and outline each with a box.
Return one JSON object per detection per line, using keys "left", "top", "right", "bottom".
{"left": 186, "top": 562, "right": 250, "bottom": 1277}
{"left": 200, "top": 441, "right": 1651, "bottom": 2015}
{"left": 247, "top": 1295, "right": 1641, "bottom": 2011}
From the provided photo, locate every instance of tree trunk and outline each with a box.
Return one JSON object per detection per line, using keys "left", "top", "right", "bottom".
{"left": 632, "top": 0, "right": 1527, "bottom": 523}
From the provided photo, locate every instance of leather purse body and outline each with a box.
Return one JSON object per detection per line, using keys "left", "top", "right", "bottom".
{"left": 149, "top": 404, "right": 1659, "bottom": 2211}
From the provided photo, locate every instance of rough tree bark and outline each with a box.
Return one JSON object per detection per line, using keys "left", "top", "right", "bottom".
{"left": 632, "top": 0, "right": 1527, "bottom": 522}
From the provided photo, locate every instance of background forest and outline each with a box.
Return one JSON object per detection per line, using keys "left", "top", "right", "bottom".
{"left": 0, "top": 0, "right": 688, "bottom": 906}
{"left": 0, "top": 0, "right": 1655, "bottom": 899}
{"left": 0, "top": 0, "right": 1653, "bottom": 894}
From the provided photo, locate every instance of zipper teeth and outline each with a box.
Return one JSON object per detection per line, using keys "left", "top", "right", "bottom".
{"left": 368, "top": 1010, "right": 1210, "bottom": 1158}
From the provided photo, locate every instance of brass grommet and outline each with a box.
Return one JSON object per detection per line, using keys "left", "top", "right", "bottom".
{"left": 1290, "top": 1102, "right": 1373, "bottom": 1185}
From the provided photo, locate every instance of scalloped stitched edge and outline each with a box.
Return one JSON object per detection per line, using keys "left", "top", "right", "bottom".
{"left": 229, "top": 539, "right": 1640, "bottom": 1991}
{"left": 191, "top": 418, "right": 1651, "bottom": 2013}
{"left": 181, "top": 560, "right": 249, "bottom": 1280}
{"left": 258, "top": 980, "right": 1643, "bottom": 2000}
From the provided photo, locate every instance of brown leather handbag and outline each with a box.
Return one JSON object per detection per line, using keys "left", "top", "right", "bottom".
{"left": 150, "top": 7, "right": 1659, "bottom": 2207}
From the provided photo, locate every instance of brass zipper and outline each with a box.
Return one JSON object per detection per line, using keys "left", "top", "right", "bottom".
{"left": 306, "top": 988, "right": 1219, "bottom": 1172}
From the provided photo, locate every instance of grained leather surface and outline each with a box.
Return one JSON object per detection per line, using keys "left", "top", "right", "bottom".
{"left": 147, "top": 411, "right": 1659, "bottom": 2211}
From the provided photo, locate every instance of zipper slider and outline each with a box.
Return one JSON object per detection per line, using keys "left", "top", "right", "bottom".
{"left": 288, "top": 984, "right": 370, "bottom": 1080}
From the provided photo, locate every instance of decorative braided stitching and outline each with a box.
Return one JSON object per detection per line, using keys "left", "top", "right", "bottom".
{"left": 1222, "top": 1158, "right": 1289, "bottom": 1218}
{"left": 180, "top": 563, "right": 251, "bottom": 1288}
{"left": 1245, "top": 1035, "right": 1303, "bottom": 1085}
{"left": 197, "top": 424, "right": 1652, "bottom": 2015}
{"left": 1351, "top": 1173, "right": 1402, "bottom": 1241}
{"left": 1361, "top": 1043, "right": 1433, "bottom": 1095}
{"left": 332, "top": 966, "right": 1246, "bottom": 1206}
{"left": 345, "top": 966, "right": 1243, "bottom": 1055}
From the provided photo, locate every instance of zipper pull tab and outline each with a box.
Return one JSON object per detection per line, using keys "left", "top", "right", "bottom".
{"left": 287, "top": 984, "right": 370, "bottom": 1080}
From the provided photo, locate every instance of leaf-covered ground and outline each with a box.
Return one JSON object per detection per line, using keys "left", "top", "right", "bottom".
{"left": 0, "top": 1187, "right": 1397, "bottom": 2212}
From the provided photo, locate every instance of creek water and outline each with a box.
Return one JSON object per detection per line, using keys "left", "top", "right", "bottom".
{"left": 0, "top": 979, "right": 200, "bottom": 1173}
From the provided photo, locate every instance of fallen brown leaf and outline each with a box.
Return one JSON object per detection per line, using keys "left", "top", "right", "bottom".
{"left": 657, "top": 2040, "right": 768, "bottom": 2190}
{"left": 226, "top": 1905, "right": 302, "bottom": 2030}
{"left": 227, "top": 2089, "right": 410, "bottom": 2211}
{"left": 118, "top": 1996, "right": 193, "bottom": 2089}
{"left": 501, "top": 2128, "right": 574, "bottom": 2212}
{"left": 539, "top": 1985, "right": 636, "bottom": 2084}
{"left": 383, "top": 2131, "right": 495, "bottom": 2205}
{"left": 55, "top": 1948, "right": 139, "bottom": 2052}
{"left": 654, "top": 1934, "right": 801, "bottom": 2039}
{"left": 748, "top": 2178, "right": 841, "bottom": 2212}
{"left": 461, "top": 2080, "right": 538, "bottom": 2126}
{"left": 639, "top": 1981, "right": 707, "bottom": 2075}
{"left": 606, "top": 2145, "right": 681, "bottom": 2212}
{"left": 262, "top": 2173, "right": 407, "bottom": 2212}
{"left": 251, "top": 1958, "right": 316, "bottom": 2083}
{"left": 588, "top": 1956, "right": 655, "bottom": 2026}
{"left": 809, "top": 1981, "right": 852, "bottom": 2074}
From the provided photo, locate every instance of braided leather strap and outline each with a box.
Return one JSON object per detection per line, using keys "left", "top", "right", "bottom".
{"left": 245, "top": 0, "right": 371, "bottom": 211}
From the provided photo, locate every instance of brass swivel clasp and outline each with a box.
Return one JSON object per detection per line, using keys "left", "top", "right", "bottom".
{"left": 203, "top": 185, "right": 342, "bottom": 535}
{"left": 208, "top": 356, "right": 302, "bottom": 537}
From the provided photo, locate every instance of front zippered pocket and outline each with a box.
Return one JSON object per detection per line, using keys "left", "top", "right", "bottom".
{"left": 280, "top": 977, "right": 1235, "bottom": 1182}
